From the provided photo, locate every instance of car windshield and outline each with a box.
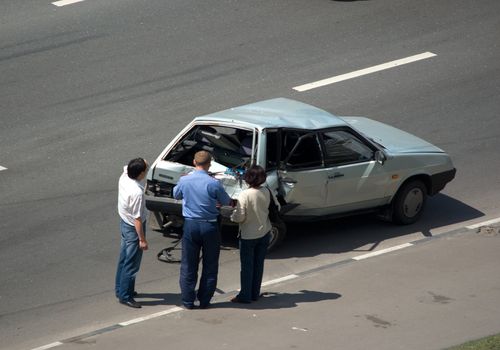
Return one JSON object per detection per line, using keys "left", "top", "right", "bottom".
{"left": 164, "top": 125, "right": 256, "bottom": 171}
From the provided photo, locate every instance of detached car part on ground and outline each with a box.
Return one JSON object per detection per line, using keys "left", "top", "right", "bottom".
{"left": 145, "top": 98, "right": 456, "bottom": 251}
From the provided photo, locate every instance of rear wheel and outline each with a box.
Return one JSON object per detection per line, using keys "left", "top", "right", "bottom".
{"left": 392, "top": 180, "right": 427, "bottom": 225}
{"left": 267, "top": 220, "right": 287, "bottom": 252}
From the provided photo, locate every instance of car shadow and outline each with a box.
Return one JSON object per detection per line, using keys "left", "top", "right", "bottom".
{"left": 266, "top": 194, "right": 483, "bottom": 259}
{"left": 213, "top": 290, "right": 342, "bottom": 310}
{"left": 156, "top": 194, "right": 483, "bottom": 259}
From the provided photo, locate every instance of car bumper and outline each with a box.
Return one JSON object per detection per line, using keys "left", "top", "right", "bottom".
{"left": 430, "top": 168, "right": 456, "bottom": 195}
{"left": 145, "top": 195, "right": 183, "bottom": 216}
{"left": 145, "top": 195, "right": 237, "bottom": 225}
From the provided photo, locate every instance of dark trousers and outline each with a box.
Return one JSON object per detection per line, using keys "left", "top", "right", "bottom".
{"left": 115, "top": 219, "right": 144, "bottom": 301}
{"left": 180, "top": 219, "right": 220, "bottom": 307}
{"left": 237, "top": 233, "right": 270, "bottom": 302}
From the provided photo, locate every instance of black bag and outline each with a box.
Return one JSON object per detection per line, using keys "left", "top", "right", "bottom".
{"left": 267, "top": 188, "right": 281, "bottom": 223}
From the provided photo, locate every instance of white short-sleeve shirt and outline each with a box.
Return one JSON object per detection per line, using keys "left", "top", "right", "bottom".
{"left": 118, "top": 166, "right": 147, "bottom": 226}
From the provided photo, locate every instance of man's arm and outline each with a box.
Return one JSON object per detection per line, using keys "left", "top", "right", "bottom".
{"left": 134, "top": 217, "right": 148, "bottom": 250}
{"left": 173, "top": 181, "right": 183, "bottom": 200}
{"left": 215, "top": 181, "right": 232, "bottom": 206}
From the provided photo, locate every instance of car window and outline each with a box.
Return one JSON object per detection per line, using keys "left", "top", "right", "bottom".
{"left": 321, "top": 130, "right": 373, "bottom": 166}
{"left": 266, "top": 130, "right": 279, "bottom": 170}
{"left": 281, "top": 130, "right": 322, "bottom": 169}
{"left": 164, "top": 125, "right": 256, "bottom": 169}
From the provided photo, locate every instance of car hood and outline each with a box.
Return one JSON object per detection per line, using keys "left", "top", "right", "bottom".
{"left": 342, "top": 117, "right": 445, "bottom": 153}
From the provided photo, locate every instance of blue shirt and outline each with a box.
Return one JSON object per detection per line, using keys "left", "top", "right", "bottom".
{"left": 173, "top": 170, "right": 232, "bottom": 221}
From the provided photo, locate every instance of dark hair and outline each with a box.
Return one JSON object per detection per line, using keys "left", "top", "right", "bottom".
{"left": 244, "top": 165, "right": 266, "bottom": 188}
{"left": 127, "top": 158, "right": 147, "bottom": 179}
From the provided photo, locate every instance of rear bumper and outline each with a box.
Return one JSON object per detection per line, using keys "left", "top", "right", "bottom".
{"left": 430, "top": 168, "right": 456, "bottom": 195}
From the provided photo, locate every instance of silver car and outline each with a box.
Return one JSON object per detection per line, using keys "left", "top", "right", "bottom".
{"left": 145, "top": 98, "right": 456, "bottom": 250}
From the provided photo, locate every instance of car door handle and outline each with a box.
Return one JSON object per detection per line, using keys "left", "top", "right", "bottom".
{"left": 328, "top": 172, "right": 344, "bottom": 179}
{"left": 281, "top": 177, "right": 298, "bottom": 184}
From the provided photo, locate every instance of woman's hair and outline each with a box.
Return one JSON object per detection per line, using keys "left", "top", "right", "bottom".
{"left": 244, "top": 165, "right": 267, "bottom": 188}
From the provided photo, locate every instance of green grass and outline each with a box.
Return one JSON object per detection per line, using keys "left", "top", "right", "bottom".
{"left": 446, "top": 334, "right": 500, "bottom": 350}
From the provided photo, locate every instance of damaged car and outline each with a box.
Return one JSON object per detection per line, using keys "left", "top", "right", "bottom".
{"left": 145, "top": 98, "right": 456, "bottom": 250}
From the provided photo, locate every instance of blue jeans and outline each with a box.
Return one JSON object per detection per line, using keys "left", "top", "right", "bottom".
{"left": 115, "top": 219, "right": 145, "bottom": 302}
{"left": 180, "top": 219, "right": 220, "bottom": 307}
{"left": 237, "top": 233, "right": 270, "bottom": 302}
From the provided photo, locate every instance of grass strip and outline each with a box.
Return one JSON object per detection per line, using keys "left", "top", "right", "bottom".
{"left": 446, "top": 333, "right": 500, "bottom": 350}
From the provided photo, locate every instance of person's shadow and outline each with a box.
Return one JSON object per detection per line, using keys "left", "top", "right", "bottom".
{"left": 214, "top": 290, "right": 341, "bottom": 310}
{"left": 135, "top": 292, "right": 182, "bottom": 306}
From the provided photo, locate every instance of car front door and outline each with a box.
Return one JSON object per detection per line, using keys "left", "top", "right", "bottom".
{"left": 320, "top": 129, "right": 390, "bottom": 213}
{"left": 276, "top": 130, "right": 329, "bottom": 216}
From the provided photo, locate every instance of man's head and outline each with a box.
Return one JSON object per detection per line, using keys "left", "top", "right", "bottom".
{"left": 193, "top": 150, "right": 212, "bottom": 170}
{"left": 127, "top": 158, "right": 148, "bottom": 180}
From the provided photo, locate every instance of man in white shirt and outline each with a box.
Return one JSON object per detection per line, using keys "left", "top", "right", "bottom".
{"left": 115, "top": 158, "right": 149, "bottom": 308}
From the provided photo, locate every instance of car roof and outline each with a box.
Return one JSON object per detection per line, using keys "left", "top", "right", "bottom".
{"left": 194, "top": 98, "right": 348, "bottom": 130}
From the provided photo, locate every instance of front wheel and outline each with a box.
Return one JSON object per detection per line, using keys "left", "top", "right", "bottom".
{"left": 392, "top": 180, "right": 427, "bottom": 225}
{"left": 267, "top": 220, "right": 287, "bottom": 252}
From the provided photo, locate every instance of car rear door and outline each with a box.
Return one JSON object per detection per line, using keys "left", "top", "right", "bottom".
{"left": 320, "top": 129, "right": 390, "bottom": 212}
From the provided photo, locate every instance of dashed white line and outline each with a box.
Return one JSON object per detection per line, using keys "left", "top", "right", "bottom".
{"left": 466, "top": 217, "right": 500, "bottom": 229}
{"left": 0, "top": 166, "right": 7, "bottom": 171}
{"left": 118, "top": 306, "right": 183, "bottom": 327}
{"left": 52, "top": 0, "right": 85, "bottom": 7}
{"left": 352, "top": 243, "right": 414, "bottom": 261}
{"left": 293, "top": 51, "right": 437, "bottom": 92}
{"left": 31, "top": 342, "right": 63, "bottom": 350}
{"left": 261, "top": 274, "right": 299, "bottom": 287}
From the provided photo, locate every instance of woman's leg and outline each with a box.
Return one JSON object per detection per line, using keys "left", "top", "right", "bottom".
{"left": 251, "top": 233, "right": 270, "bottom": 301}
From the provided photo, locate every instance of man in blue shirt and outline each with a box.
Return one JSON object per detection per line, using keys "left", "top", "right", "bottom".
{"left": 173, "top": 151, "right": 232, "bottom": 309}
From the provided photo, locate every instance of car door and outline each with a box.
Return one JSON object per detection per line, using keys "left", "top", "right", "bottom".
{"left": 320, "top": 129, "right": 390, "bottom": 213}
{"left": 276, "top": 130, "right": 329, "bottom": 216}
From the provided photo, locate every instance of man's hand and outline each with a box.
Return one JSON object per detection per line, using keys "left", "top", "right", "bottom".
{"left": 139, "top": 239, "right": 148, "bottom": 251}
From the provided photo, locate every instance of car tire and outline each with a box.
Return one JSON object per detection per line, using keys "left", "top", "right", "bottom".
{"left": 392, "top": 179, "right": 427, "bottom": 225}
{"left": 268, "top": 220, "right": 287, "bottom": 252}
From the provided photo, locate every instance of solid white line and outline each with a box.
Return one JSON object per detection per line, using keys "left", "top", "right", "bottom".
{"left": 261, "top": 274, "right": 299, "bottom": 287}
{"left": 118, "top": 306, "right": 183, "bottom": 326}
{"left": 0, "top": 166, "right": 7, "bottom": 171}
{"left": 293, "top": 52, "right": 437, "bottom": 92}
{"left": 52, "top": 0, "right": 85, "bottom": 7}
{"left": 466, "top": 217, "right": 500, "bottom": 229}
{"left": 31, "top": 342, "right": 63, "bottom": 350}
{"left": 352, "top": 243, "right": 413, "bottom": 261}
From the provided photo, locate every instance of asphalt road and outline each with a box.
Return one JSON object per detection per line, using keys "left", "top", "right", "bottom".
{"left": 1, "top": 0, "right": 499, "bottom": 349}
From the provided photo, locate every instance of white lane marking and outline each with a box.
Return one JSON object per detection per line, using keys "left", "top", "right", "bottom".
{"left": 466, "top": 217, "right": 500, "bottom": 229}
{"left": 293, "top": 51, "right": 437, "bottom": 92}
{"left": 261, "top": 274, "right": 299, "bottom": 287}
{"left": 52, "top": 0, "right": 85, "bottom": 7}
{"left": 118, "top": 306, "right": 183, "bottom": 326}
{"left": 352, "top": 243, "right": 413, "bottom": 261}
{"left": 0, "top": 166, "right": 7, "bottom": 171}
{"left": 31, "top": 342, "right": 63, "bottom": 350}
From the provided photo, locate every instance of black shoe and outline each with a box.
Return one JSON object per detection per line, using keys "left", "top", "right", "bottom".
{"left": 199, "top": 303, "right": 211, "bottom": 309}
{"left": 230, "top": 296, "right": 251, "bottom": 304}
{"left": 252, "top": 293, "right": 265, "bottom": 301}
{"left": 182, "top": 303, "right": 194, "bottom": 310}
{"left": 119, "top": 299, "right": 142, "bottom": 308}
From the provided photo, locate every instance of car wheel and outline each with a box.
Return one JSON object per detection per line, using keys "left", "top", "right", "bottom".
{"left": 267, "top": 220, "right": 287, "bottom": 252}
{"left": 392, "top": 180, "right": 427, "bottom": 225}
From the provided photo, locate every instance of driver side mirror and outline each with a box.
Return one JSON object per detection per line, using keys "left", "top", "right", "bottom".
{"left": 375, "top": 150, "right": 386, "bottom": 165}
